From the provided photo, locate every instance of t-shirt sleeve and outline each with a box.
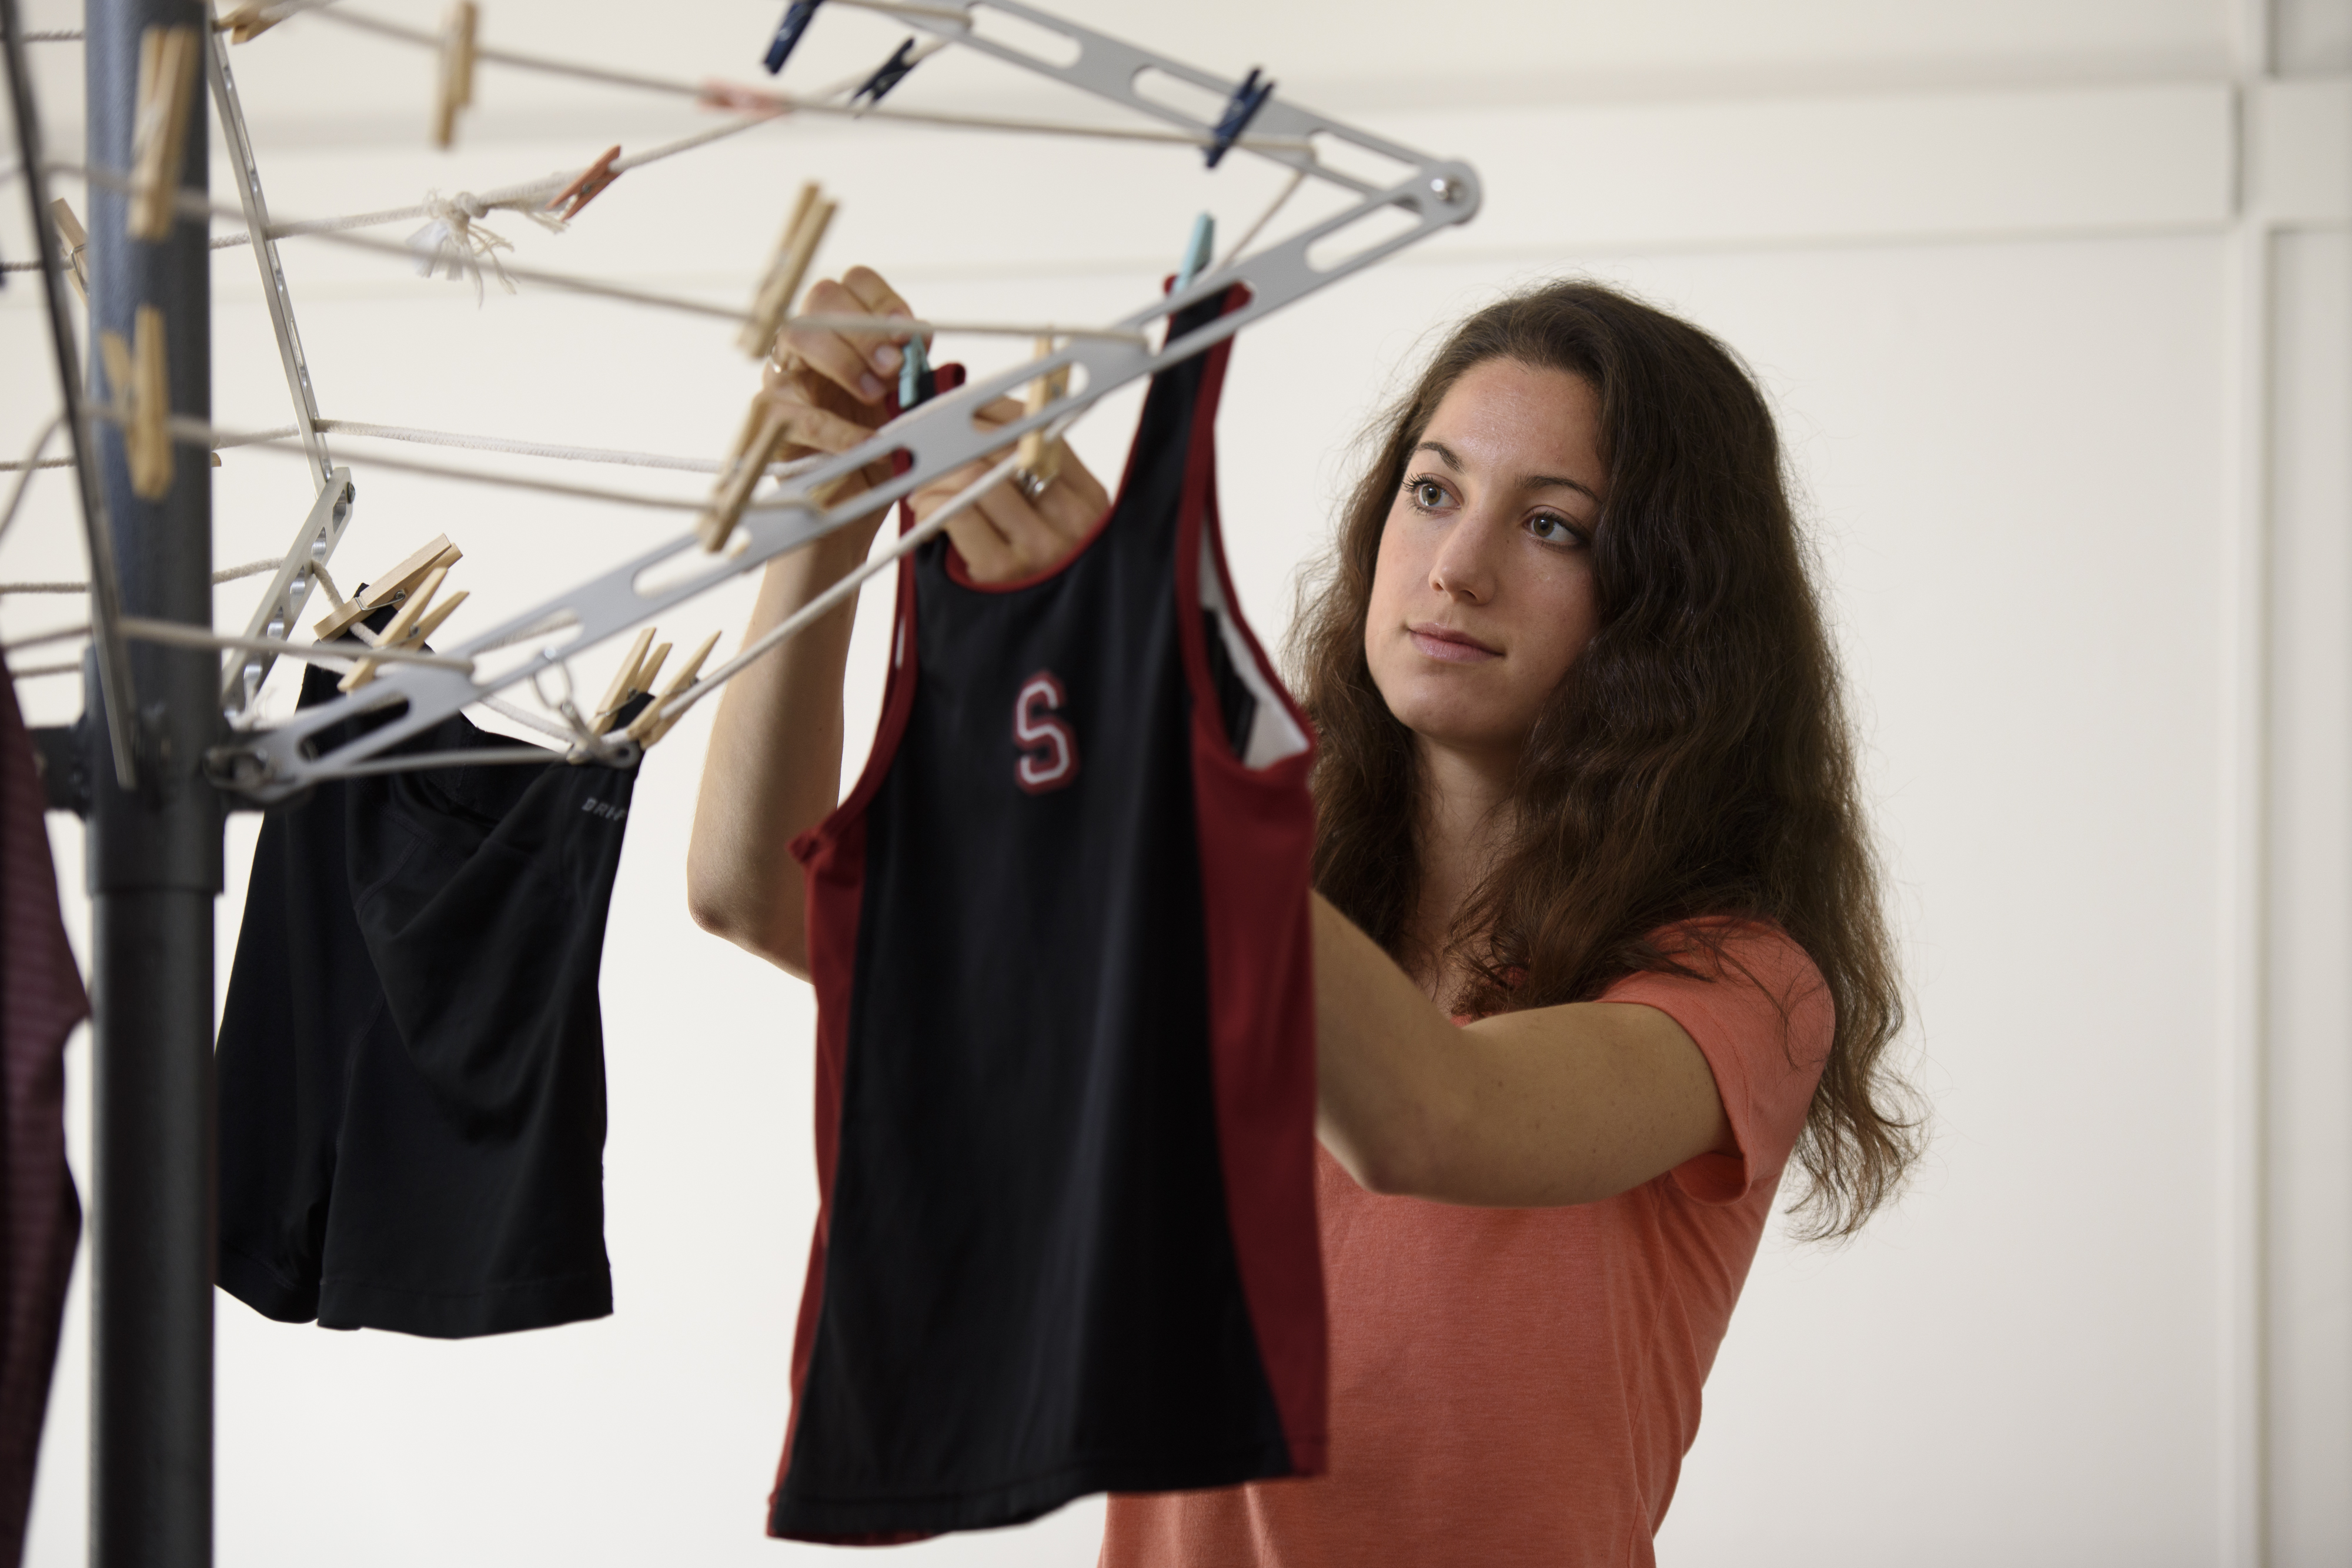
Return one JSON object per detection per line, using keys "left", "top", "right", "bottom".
{"left": 1599, "top": 924, "right": 1835, "bottom": 1206}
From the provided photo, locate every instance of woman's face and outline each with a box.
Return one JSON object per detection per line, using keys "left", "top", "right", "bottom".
{"left": 1364, "top": 357, "right": 1606, "bottom": 764}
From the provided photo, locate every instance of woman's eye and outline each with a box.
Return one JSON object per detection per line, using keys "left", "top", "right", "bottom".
{"left": 1528, "top": 513, "right": 1585, "bottom": 546}
{"left": 1410, "top": 479, "right": 1449, "bottom": 510}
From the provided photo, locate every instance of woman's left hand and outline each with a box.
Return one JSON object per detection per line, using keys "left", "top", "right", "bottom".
{"left": 908, "top": 396, "right": 1110, "bottom": 584}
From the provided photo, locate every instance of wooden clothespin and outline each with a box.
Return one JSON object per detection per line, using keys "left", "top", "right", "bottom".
{"left": 49, "top": 199, "right": 89, "bottom": 304}
{"left": 699, "top": 395, "right": 793, "bottom": 552}
{"left": 738, "top": 180, "right": 835, "bottom": 359}
{"left": 763, "top": 0, "right": 821, "bottom": 74}
{"left": 339, "top": 562, "right": 452, "bottom": 691}
{"left": 431, "top": 1, "right": 479, "bottom": 150}
{"left": 625, "top": 630, "right": 721, "bottom": 747}
{"left": 98, "top": 305, "right": 173, "bottom": 501}
{"left": 315, "top": 534, "right": 462, "bottom": 639}
{"left": 699, "top": 382, "right": 877, "bottom": 553}
{"left": 1204, "top": 66, "right": 1273, "bottom": 169}
{"left": 128, "top": 26, "right": 201, "bottom": 241}
{"left": 1017, "top": 336, "right": 1068, "bottom": 488}
{"left": 851, "top": 38, "right": 921, "bottom": 109}
{"left": 592, "top": 626, "right": 657, "bottom": 733}
{"left": 218, "top": 2, "right": 283, "bottom": 43}
{"left": 544, "top": 145, "right": 623, "bottom": 222}
{"left": 402, "top": 588, "right": 471, "bottom": 648}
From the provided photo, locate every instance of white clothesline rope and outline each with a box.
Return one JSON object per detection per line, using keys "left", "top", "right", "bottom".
{"left": 122, "top": 616, "right": 474, "bottom": 670}
{"left": 147, "top": 414, "right": 713, "bottom": 511}
{"left": 202, "top": 112, "right": 782, "bottom": 250}
{"left": 785, "top": 315, "right": 1148, "bottom": 344}
{"left": 0, "top": 417, "right": 831, "bottom": 479}
{"left": 64, "top": 162, "right": 761, "bottom": 326}
{"left": 0, "top": 418, "right": 63, "bottom": 543}
{"left": 1, "top": 556, "right": 289, "bottom": 596}
{"left": 0, "top": 615, "right": 467, "bottom": 671}
{"left": 301, "top": 5, "right": 1309, "bottom": 154}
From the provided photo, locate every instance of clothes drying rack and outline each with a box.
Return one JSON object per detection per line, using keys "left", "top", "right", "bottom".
{"left": 0, "top": 0, "right": 1482, "bottom": 1560}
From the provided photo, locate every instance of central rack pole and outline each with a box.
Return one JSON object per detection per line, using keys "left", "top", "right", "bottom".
{"left": 83, "top": 1, "right": 222, "bottom": 1564}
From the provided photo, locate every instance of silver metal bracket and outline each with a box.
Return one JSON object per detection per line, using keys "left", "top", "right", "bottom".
{"left": 207, "top": 2, "right": 349, "bottom": 716}
{"left": 213, "top": 0, "right": 1481, "bottom": 801}
{"left": 220, "top": 467, "right": 353, "bottom": 724}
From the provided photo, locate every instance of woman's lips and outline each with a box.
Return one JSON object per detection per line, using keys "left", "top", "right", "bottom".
{"left": 1407, "top": 622, "right": 1501, "bottom": 663}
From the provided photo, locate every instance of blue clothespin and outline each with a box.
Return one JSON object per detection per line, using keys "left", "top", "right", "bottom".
{"left": 764, "top": 0, "right": 821, "bottom": 75}
{"left": 1173, "top": 212, "right": 1215, "bottom": 292}
{"left": 1204, "top": 67, "right": 1273, "bottom": 169}
{"left": 898, "top": 328, "right": 930, "bottom": 409}
{"left": 853, "top": 38, "right": 921, "bottom": 109}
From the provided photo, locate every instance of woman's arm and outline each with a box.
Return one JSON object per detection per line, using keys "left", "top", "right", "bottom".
{"left": 1310, "top": 894, "right": 1735, "bottom": 1207}
{"left": 685, "top": 266, "right": 1110, "bottom": 975}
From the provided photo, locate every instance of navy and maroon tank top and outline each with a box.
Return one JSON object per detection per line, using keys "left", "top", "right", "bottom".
{"left": 773, "top": 289, "right": 1325, "bottom": 1542}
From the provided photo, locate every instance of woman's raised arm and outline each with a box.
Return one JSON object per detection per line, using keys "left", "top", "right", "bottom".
{"left": 1309, "top": 894, "right": 1736, "bottom": 1207}
{"left": 685, "top": 265, "right": 1111, "bottom": 975}
{"left": 684, "top": 268, "right": 915, "bottom": 977}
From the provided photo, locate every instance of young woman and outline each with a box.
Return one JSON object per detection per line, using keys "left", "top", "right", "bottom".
{"left": 687, "top": 270, "right": 1916, "bottom": 1564}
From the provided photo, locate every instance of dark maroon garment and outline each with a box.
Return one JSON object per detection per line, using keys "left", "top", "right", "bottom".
{"left": 0, "top": 653, "right": 86, "bottom": 1565}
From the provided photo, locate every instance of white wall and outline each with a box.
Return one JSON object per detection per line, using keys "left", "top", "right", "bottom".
{"left": 2, "top": 1, "right": 2346, "bottom": 1563}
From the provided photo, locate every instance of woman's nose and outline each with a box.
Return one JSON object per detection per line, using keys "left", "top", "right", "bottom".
{"left": 1429, "top": 509, "right": 1506, "bottom": 603}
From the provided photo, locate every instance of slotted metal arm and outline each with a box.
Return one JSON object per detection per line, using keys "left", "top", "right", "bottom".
{"left": 206, "top": 5, "right": 357, "bottom": 718}
{"left": 213, "top": 3, "right": 1481, "bottom": 802}
{"left": 876, "top": 0, "right": 1423, "bottom": 200}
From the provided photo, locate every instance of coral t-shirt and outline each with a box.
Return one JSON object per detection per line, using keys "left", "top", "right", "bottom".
{"left": 1100, "top": 924, "right": 1832, "bottom": 1568}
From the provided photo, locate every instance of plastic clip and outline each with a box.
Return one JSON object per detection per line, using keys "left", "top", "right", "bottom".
{"left": 898, "top": 327, "right": 930, "bottom": 409}
{"left": 764, "top": 0, "right": 821, "bottom": 74}
{"left": 1204, "top": 66, "right": 1272, "bottom": 169}
{"left": 853, "top": 37, "right": 921, "bottom": 109}
{"left": 1173, "top": 211, "right": 1215, "bottom": 292}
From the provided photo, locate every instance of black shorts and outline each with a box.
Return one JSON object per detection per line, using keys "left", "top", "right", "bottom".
{"left": 217, "top": 648, "right": 643, "bottom": 1338}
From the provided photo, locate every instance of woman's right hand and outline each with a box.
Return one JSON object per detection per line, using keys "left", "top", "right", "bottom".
{"left": 764, "top": 266, "right": 924, "bottom": 550}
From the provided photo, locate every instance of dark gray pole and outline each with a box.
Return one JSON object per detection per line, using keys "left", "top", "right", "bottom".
{"left": 81, "top": 1, "right": 220, "bottom": 1564}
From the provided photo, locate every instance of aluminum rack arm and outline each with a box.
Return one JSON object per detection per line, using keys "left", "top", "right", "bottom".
{"left": 211, "top": 13, "right": 1479, "bottom": 802}
{"left": 877, "top": 0, "right": 1422, "bottom": 200}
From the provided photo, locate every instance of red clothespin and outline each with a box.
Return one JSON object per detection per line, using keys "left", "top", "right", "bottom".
{"left": 545, "top": 145, "right": 623, "bottom": 221}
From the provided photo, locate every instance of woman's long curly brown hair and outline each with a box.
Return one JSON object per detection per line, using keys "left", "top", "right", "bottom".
{"left": 1294, "top": 279, "right": 1918, "bottom": 1239}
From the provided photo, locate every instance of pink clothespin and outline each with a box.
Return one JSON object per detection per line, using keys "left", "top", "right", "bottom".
{"left": 700, "top": 79, "right": 790, "bottom": 118}
{"left": 544, "top": 145, "right": 623, "bottom": 221}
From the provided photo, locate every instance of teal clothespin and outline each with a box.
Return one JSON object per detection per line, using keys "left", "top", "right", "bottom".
{"left": 898, "top": 327, "right": 929, "bottom": 408}
{"left": 1174, "top": 212, "right": 1215, "bottom": 293}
